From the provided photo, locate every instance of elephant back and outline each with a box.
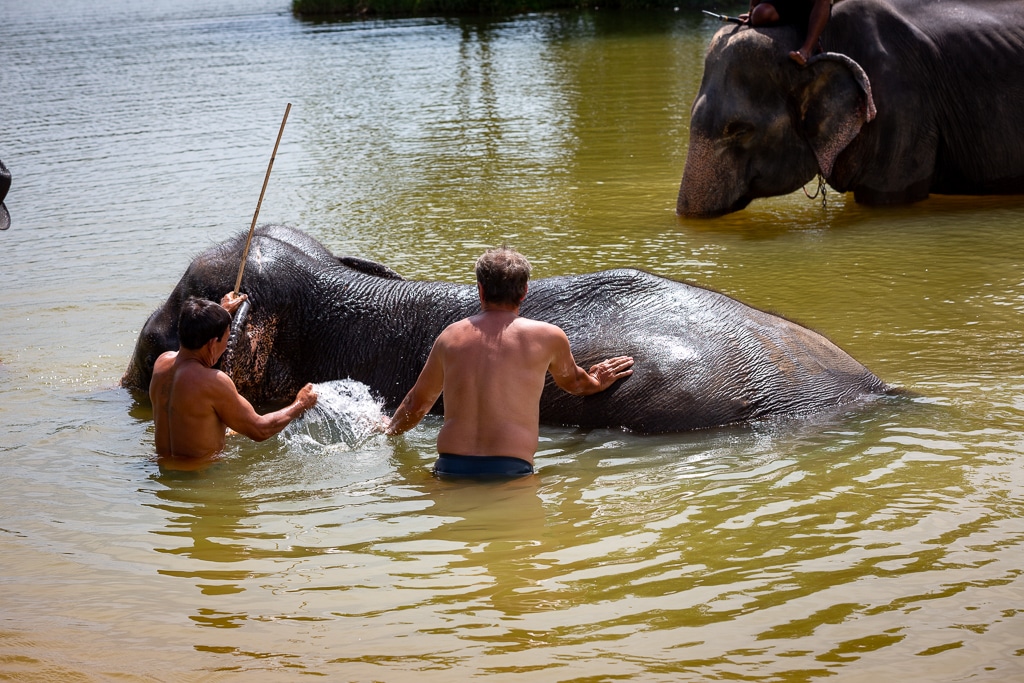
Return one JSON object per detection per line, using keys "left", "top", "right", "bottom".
{"left": 524, "top": 268, "right": 886, "bottom": 432}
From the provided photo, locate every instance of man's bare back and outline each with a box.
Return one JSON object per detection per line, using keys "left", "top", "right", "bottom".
{"left": 385, "top": 251, "right": 634, "bottom": 472}
{"left": 151, "top": 350, "right": 233, "bottom": 459}
{"left": 435, "top": 311, "right": 565, "bottom": 462}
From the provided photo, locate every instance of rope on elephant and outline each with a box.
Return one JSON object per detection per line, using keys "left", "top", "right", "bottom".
{"left": 802, "top": 173, "right": 829, "bottom": 209}
{"left": 282, "top": 379, "right": 386, "bottom": 450}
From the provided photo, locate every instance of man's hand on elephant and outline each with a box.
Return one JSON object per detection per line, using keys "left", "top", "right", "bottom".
{"left": 589, "top": 356, "right": 634, "bottom": 390}
{"left": 220, "top": 292, "right": 248, "bottom": 315}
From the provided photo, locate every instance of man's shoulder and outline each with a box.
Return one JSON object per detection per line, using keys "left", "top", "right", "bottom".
{"left": 182, "top": 367, "right": 238, "bottom": 407}
{"left": 175, "top": 359, "right": 233, "bottom": 387}
{"left": 445, "top": 316, "right": 477, "bottom": 330}
{"left": 152, "top": 351, "right": 178, "bottom": 377}
{"left": 437, "top": 317, "right": 475, "bottom": 340}
{"left": 208, "top": 367, "right": 236, "bottom": 388}
{"left": 155, "top": 350, "right": 178, "bottom": 364}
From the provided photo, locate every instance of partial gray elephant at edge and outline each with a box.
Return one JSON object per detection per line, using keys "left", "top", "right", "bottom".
{"left": 0, "top": 159, "right": 11, "bottom": 230}
{"left": 678, "top": 0, "right": 1024, "bottom": 217}
{"left": 122, "top": 225, "right": 890, "bottom": 434}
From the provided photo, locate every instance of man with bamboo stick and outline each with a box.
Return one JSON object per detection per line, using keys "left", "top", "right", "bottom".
{"left": 150, "top": 292, "right": 317, "bottom": 467}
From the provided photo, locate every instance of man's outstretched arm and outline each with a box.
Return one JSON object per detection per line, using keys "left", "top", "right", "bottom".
{"left": 384, "top": 344, "right": 444, "bottom": 435}
{"left": 216, "top": 376, "right": 318, "bottom": 442}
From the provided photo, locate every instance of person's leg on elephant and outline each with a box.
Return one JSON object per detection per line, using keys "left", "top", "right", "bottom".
{"left": 789, "top": 0, "right": 832, "bottom": 66}
{"left": 743, "top": 0, "right": 832, "bottom": 66}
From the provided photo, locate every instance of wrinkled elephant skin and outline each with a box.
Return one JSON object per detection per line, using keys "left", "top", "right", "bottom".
{"left": 678, "top": 0, "right": 1024, "bottom": 217}
{"left": 0, "top": 159, "right": 11, "bottom": 230}
{"left": 123, "top": 226, "right": 889, "bottom": 433}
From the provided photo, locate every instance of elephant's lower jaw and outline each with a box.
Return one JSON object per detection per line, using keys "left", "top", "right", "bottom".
{"left": 676, "top": 190, "right": 752, "bottom": 218}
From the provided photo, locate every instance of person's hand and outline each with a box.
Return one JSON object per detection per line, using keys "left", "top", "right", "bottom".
{"left": 589, "top": 356, "right": 634, "bottom": 389}
{"left": 378, "top": 415, "right": 392, "bottom": 434}
{"left": 296, "top": 383, "right": 318, "bottom": 412}
{"left": 220, "top": 292, "right": 248, "bottom": 315}
{"left": 738, "top": 12, "right": 750, "bottom": 24}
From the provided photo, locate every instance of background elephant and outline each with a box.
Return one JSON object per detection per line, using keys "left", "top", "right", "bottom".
{"left": 677, "top": 0, "right": 1024, "bottom": 217}
{"left": 0, "top": 159, "right": 11, "bottom": 230}
{"left": 123, "top": 225, "right": 889, "bottom": 433}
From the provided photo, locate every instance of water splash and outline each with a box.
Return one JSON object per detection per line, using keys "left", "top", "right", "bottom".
{"left": 282, "top": 379, "right": 386, "bottom": 450}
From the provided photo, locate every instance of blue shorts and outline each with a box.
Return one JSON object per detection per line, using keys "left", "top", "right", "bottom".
{"left": 434, "top": 453, "right": 534, "bottom": 479}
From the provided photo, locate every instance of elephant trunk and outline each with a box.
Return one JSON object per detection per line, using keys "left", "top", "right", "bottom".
{"left": 218, "top": 298, "right": 251, "bottom": 381}
{"left": 677, "top": 133, "right": 749, "bottom": 218}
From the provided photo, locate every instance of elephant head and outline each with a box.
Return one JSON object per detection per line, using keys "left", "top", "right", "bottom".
{"left": 0, "top": 159, "right": 11, "bottom": 230}
{"left": 677, "top": 25, "right": 876, "bottom": 218}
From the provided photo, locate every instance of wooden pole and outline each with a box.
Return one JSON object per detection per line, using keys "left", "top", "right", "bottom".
{"left": 234, "top": 102, "right": 291, "bottom": 296}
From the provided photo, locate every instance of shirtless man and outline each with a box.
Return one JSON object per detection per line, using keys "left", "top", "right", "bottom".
{"left": 150, "top": 293, "right": 317, "bottom": 466}
{"left": 384, "top": 247, "right": 634, "bottom": 478}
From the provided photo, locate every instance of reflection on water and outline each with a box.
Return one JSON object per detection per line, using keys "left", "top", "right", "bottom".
{"left": 122, "top": 393, "right": 1024, "bottom": 678}
{"left": 1, "top": 0, "right": 1023, "bottom": 680}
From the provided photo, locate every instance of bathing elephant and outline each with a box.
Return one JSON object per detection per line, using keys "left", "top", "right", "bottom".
{"left": 122, "top": 225, "right": 888, "bottom": 433}
{"left": 677, "top": 0, "right": 1024, "bottom": 217}
{"left": 0, "top": 159, "right": 11, "bottom": 230}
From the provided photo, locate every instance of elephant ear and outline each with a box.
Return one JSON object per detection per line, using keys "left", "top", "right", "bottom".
{"left": 796, "top": 52, "right": 877, "bottom": 177}
{"left": 338, "top": 255, "right": 405, "bottom": 280}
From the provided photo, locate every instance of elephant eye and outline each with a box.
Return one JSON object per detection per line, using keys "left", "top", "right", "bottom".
{"left": 722, "top": 121, "right": 754, "bottom": 142}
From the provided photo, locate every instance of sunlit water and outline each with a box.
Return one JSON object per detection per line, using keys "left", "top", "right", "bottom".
{"left": 282, "top": 379, "right": 386, "bottom": 450}
{"left": 1, "top": 0, "right": 1023, "bottom": 680}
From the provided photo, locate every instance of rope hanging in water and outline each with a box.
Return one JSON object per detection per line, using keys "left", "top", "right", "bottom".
{"left": 802, "top": 173, "right": 829, "bottom": 209}
{"left": 234, "top": 102, "right": 292, "bottom": 296}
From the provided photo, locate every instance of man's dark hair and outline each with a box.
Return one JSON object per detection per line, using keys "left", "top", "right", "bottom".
{"left": 476, "top": 246, "right": 532, "bottom": 306}
{"left": 178, "top": 297, "right": 231, "bottom": 350}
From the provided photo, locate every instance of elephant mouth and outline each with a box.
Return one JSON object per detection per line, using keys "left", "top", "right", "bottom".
{"left": 217, "top": 301, "right": 282, "bottom": 404}
{"left": 729, "top": 194, "right": 753, "bottom": 214}
{"left": 678, "top": 193, "right": 752, "bottom": 219}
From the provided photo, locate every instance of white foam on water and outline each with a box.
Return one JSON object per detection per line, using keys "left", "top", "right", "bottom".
{"left": 282, "top": 379, "right": 386, "bottom": 450}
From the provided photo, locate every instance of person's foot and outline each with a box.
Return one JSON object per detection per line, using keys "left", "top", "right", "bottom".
{"left": 789, "top": 48, "right": 809, "bottom": 66}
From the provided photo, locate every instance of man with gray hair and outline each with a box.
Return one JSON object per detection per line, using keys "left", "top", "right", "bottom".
{"left": 385, "top": 246, "right": 633, "bottom": 478}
